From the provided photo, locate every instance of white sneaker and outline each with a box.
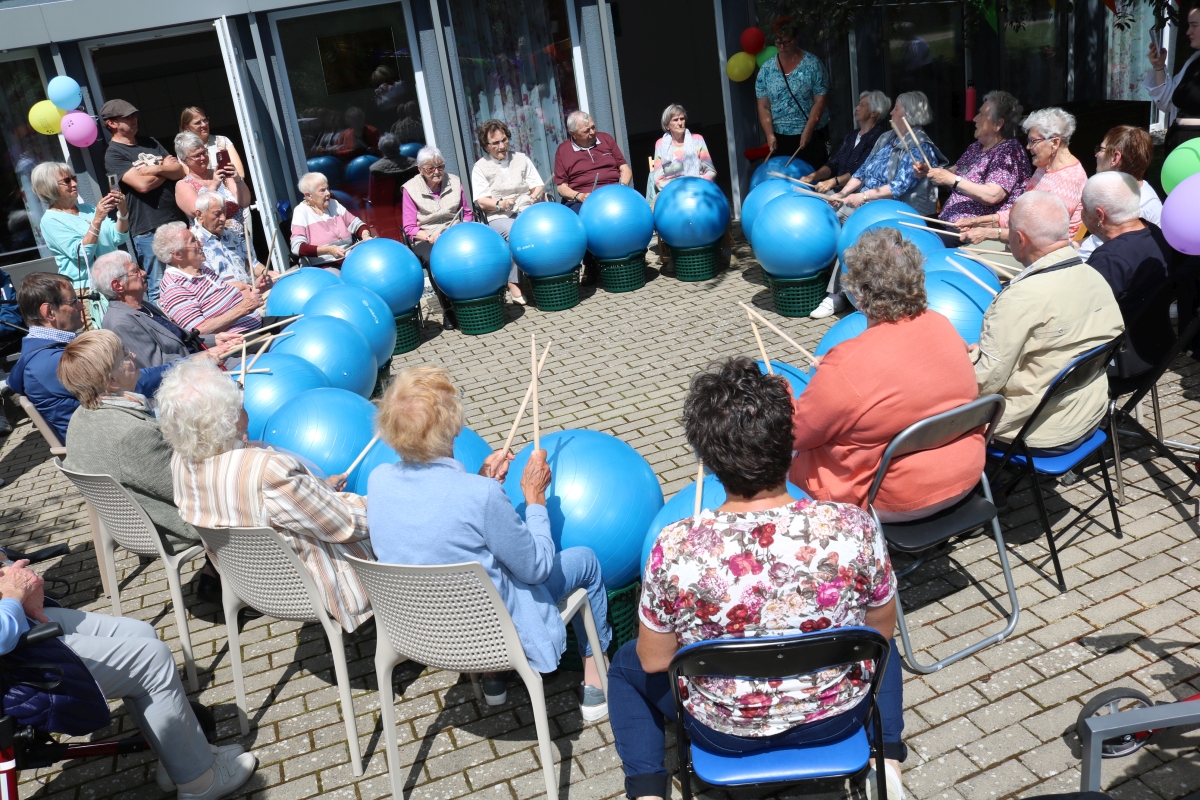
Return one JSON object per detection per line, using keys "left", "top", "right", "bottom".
{"left": 866, "top": 761, "right": 904, "bottom": 800}
{"left": 809, "top": 294, "right": 846, "bottom": 319}
{"left": 177, "top": 751, "right": 257, "bottom": 800}
{"left": 156, "top": 745, "right": 245, "bottom": 792}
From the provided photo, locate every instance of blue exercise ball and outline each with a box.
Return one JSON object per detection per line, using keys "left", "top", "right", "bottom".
{"left": 748, "top": 156, "right": 815, "bottom": 192}
{"left": 509, "top": 203, "right": 587, "bottom": 278}
{"left": 925, "top": 271, "right": 993, "bottom": 344}
{"left": 924, "top": 250, "right": 1003, "bottom": 294}
{"left": 840, "top": 217, "right": 947, "bottom": 272}
{"left": 399, "top": 142, "right": 422, "bottom": 159}
{"left": 341, "top": 238, "right": 425, "bottom": 315}
{"left": 271, "top": 315, "right": 378, "bottom": 397}
{"left": 345, "top": 154, "right": 378, "bottom": 185}
{"left": 740, "top": 179, "right": 792, "bottom": 242}
{"left": 503, "top": 429, "right": 664, "bottom": 588}
{"left": 640, "top": 474, "right": 809, "bottom": 578}
{"left": 352, "top": 426, "right": 493, "bottom": 495}
{"left": 264, "top": 267, "right": 344, "bottom": 317}
{"left": 836, "top": 199, "right": 919, "bottom": 259}
{"left": 262, "top": 387, "right": 377, "bottom": 489}
{"left": 578, "top": 184, "right": 654, "bottom": 260}
{"left": 301, "top": 284, "right": 397, "bottom": 365}
{"left": 330, "top": 190, "right": 360, "bottom": 213}
{"left": 306, "top": 156, "right": 343, "bottom": 187}
{"left": 653, "top": 177, "right": 730, "bottom": 248}
{"left": 815, "top": 311, "right": 869, "bottom": 359}
{"left": 757, "top": 359, "right": 811, "bottom": 397}
{"left": 751, "top": 194, "right": 839, "bottom": 278}
{"left": 242, "top": 353, "right": 331, "bottom": 441}
{"left": 429, "top": 222, "right": 511, "bottom": 301}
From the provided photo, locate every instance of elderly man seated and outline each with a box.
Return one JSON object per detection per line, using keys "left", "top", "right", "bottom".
{"left": 154, "top": 222, "right": 262, "bottom": 338}
{"left": 0, "top": 559, "right": 257, "bottom": 798}
{"left": 7, "top": 272, "right": 169, "bottom": 443}
{"left": 156, "top": 359, "right": 375, "bottom": 632}
{"left": 973, "top": 191, "right": 1124, "bottom": 453}
{"left": 192, "top": 193, "right": 274, "bottom": 291}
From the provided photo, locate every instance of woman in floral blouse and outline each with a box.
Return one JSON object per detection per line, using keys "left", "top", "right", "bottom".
{"left": 607, "top": 358, "right": 906, "bottom": 800}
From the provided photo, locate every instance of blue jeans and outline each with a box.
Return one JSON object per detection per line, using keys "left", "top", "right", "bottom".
{"left": 607, "top": 637, "right": 907, "bottom": 799}
{"left": 544, "top": 547, "right": 611, "bottom": 660}
{"left": 131, "top": 232, "right": 168, "bottom": 304}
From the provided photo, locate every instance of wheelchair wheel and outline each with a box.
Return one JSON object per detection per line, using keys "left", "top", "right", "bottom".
{"left": 1077, "top": 687, "right": 1154, "bottom": 758}
{"left": 190, "top": 701, "right": 217, "bottom": 743}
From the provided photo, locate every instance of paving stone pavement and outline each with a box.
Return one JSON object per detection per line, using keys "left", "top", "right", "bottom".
{"left": 4, "top": 226, "right": 1200, "bottom": 800}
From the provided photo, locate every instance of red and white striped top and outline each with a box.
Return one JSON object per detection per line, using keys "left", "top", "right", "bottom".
{"left": 158, "top": 266, "right": 261, "bottom": 334}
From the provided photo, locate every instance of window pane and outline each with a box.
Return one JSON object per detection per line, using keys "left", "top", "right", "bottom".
{"left": 0, "top": 58, "right": 59, "bottom": 267}
{"left": 885, "top": 2, "right": 966, "bottom": 158}
{"left": 1005, "top": 1, "right": 1065, "bottom": 110}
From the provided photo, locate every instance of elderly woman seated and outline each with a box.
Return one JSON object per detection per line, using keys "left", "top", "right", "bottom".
{"left": 801, "top": 90, "right": 891, "bottom": 194}
{"left": 290, "top": 171, "right": 374, "bottom": 268}
{"left": 154, "top": 222, "right": 262, "bottom": 337}
{"left": 650, "top": 104, "right": 717, "bottom": 191}
{"left": 192, "top": 193, "right": 274, "bottom": 290}
{"left": 791, "top": 228, "right": 984, "bottom": 521}
{"left": 403, "top": 146, "right": 474, "bottom": 329}
{"left": 612, "top": 357, "right": 906, "bottom": 800}
{"left": 366, "top": 366, "right": 611, "bottom": 716}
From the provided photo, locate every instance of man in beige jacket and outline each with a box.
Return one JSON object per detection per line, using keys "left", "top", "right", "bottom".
{"left": 972, "top": 191, "right": 1124, "bottom": 450}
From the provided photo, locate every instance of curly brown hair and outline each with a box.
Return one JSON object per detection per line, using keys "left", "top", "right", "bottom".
{"left": 842, "top": 227, "right": 927, "bottom": 322}
{"left": 477, "top": 119, "right": 511, "bottom": 152}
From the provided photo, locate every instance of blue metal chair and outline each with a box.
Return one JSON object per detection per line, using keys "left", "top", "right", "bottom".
{"left": 988, "top": 336, "right": 1126, "bottom": 591}
{"left": 668, "top": 627, "right": 891, "bottom": 800}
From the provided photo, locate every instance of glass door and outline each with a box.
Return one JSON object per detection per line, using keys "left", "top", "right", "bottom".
{"left": 884, "top": 1, "right": 966, "bottom": 158}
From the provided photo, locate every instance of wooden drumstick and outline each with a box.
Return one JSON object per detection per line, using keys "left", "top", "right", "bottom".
{"left": 501, "top": 339, "right": 553, "bottom": 455}
{"left": 345, "top": 435, "right": 379, "bottom": 478}
{"left": 737, "top": 302, "right": 817, "bottom": 364}
{"left": 748, "top": 312, "right": 773, "bottom": 373}
{"left": 531, "top": 334, "right": 540, "bottom": 451}
{"left": 694, "top": 462, "right": 704, "bottom": 519}
{"left": 946, "top": 258, "right": 999, "bottom": 297}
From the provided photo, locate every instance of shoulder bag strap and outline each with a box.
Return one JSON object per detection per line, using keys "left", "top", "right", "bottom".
{"left": 776, "top": 55, "right": 810, "bottom": 127}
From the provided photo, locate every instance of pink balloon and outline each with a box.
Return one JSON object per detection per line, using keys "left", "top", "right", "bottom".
{"left": 1162, "top": 172, "right": 1200, "bottom": 255}
{"left": 60, "top": 111, "right": 97, "bottom": 148}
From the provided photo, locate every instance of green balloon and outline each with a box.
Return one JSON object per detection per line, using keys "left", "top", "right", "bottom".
{"left": 1162, "top": 139, "right": 1200, "bottom": 195}
{"left": 755, "top": 46, "right": 779, "bottom": 67}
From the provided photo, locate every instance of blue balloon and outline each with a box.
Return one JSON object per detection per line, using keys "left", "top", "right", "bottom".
{"left": 836, "top": 199, "right": 918, "bottom": 260}
{"left": 751, "top": 194, "right": 839, "bottom": 278}
{"left": 509, "top": 203, "right": 587, "bottom": 278}
{"left": 345, "top": 154, "right": 378, "bottom": 185}
{"left": 503, "top": 430, "right": 664, "bottom": 587}
{"left": 331, "top": 190, "right": 360, "bottom": 213}
{"left": 306, "top": 156, "right": 344, "bottom": 187}
{"left": 47, "top": 76, "right": 82, "bottom": 111}
{"left": 241, "top": 353, "right": 331, "bottom": 441}
{"left": 740, "top": 179, "right": 792, "bottom": 242}
{"left": 264, "top": 267, "right": 343, "bottom": 317}
{"left": 271, "top": 315, "right": 378, "bottom": 397}
{"left": 341, "top": 237, "right": 425, "bottom": 315}
{"left": 924, "top": 250, "right": 1003, "bottom": 293}
{"left": 301, "top": 284, "right": 397, "bottom": 365}
{"left": 578, "top": 184, "right": 654, "bottom": 260}
{"left": 653, "top": 177, "right": 730, "bottom": 248}
{"left": 262, "top": 387, "right": 377, "bottom": 489}
{"left": 757, "top": 359, "right": 811, "bottom": 396}
{"left": 815, "top": 312, "right": 869, "bottom": 358}
{"left": 748, "top": 156, "right": 814, "bottom": 192}
{"left": 399, "top": 142, "right": 422, "bottom": 158}
{"left": 640, "top": 474, "right": 810, "bottom": 577}
{"left": 925, "top": 271, "right": 993, "bottom": 344}
{"left": 429, "top": 222, "right": 511, "bottom": 301}
{"left": 352, "top": 426, "right": 494, "bottom": 495}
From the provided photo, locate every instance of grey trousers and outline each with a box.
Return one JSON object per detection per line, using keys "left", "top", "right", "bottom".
{"left": 46, "top": 607, "right": 213, "bottom": 784}
{"left": 487, "top": 216, "right": 521, "bottom": 283}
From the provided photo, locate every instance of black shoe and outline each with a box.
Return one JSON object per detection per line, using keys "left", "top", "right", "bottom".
{"left": 197, "top": 572, "right": 222, "bottom": 604}
{"left": 239, "top": 607, "right": 263, "bottom": 620}
{"left": 442, "top": 310, "right": 458, "bottom": 331}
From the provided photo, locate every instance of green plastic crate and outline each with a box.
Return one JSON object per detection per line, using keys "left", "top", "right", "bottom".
{"left": 597, "top": 253, "right": 647, "bottom": 293}
{"left": 560, "top": 580, "right": 640, "bottom": 671}
{"left": 530, "top": 269, "right": 581, "bottom": 311}
{"left": 766, "top": 269, "right": 831, "bottom": 317}
{"left": 392, "top": 309, "right": 420, "bottom": 355}
{"left": 669, "top": 243, "right": 719, "bottom": 282}
{"left": 454, "top": 292, "right": 506, "bottom": 336}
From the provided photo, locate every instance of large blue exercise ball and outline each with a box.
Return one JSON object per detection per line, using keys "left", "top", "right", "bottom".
{"left": 503, "top": 429, "right": 664, "bottom": 587}
{"left": 836, "top": 199, "right": 918, "bottom": 260}
{"left": 264, "top": 267, "right": 344, "bottom": 317}
{"left": 509, "top": 203, "right": 587, "bottom": 278}
{"left": 241, "top": 353, "right": 331, "bottom": 441}
{"left": 740, "top": 179, "right": 792, "bottom": 242}
{"left": 815, "top": 312, "right": 869, "bottom": 358}
{"left": 652, "top": 177, "right": 730, "bottom": 248}
{"left": 840, "top": 217, "right": 947, "bottom": 272}
{"left": 352, "top": 426, "right": 494, "bottom": 495}
{"left": 578, "top": 184, "right": 654, "bottom": 260}
{"left": 748, "top": 156, "right": 814, "bottom": 192}
{"left": 271, "top": 315, "right": 378, "bottom": 397}
{"left": 429, "top": 222, "right": 511, "bottom": 301}
{"left": 306, "top": 156, "right": 343, "bottom": 187}
{"left": 301, "top": 284, "right": 397, "bottom": 365}
{"left": 341, "top": 238, "right": 425, "bottom": 315}
{"left": 757, "top": 359, "right": 811, "bottom": 396}
{"left": 399, "top": 142, "right": 422, "bottom": 159}
{"left": 923, "top": 250, "right": 1002, "bottom": 294}
{"left": 751, "top": 194, "right": 839, "bottom": 278}
{"left": 262, "top": 387, "right": 377, "bottom": 489}
{"left": 330, "top": 190, "right": 360, "bottom": 213}
{"left": 453, "top": 427, "right": 494, "bottom": 475}
{"left": 345, "top": 154, "right": 378, "bottom": 185}
{"left": 640, "top": 474, "right": 809, "bottom": 577}
{"left": 925, "top": 271, "right": 993, "bottom": 344}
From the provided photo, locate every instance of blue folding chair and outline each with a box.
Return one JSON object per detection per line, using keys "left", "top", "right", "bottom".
{"left": 988, "top": 336, "right": 1126, "bottom": 591}
{"left": 668, "top": 627, "right": 891, "bottom": 800}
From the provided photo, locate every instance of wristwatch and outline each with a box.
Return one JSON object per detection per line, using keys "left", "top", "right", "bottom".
{"left": 953, "top": 176, "right": 961, "bottom": 191}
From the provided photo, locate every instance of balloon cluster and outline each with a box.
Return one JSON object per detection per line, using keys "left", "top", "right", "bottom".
{"left": 1161, "top": 143, "right": 1200, "bottom": 256}
{"left": 28, "top": 76, "right": 98, "bottom": 147}
{"left": 726, "top": 27, "right": 779, "bottom": 82}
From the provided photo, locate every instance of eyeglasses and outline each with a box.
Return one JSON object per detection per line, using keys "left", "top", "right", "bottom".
{"left": 1094, "top": 143, "right": 1111, "bottom": 155}
{"left": 487, "top": 137, "right": 510, "bottom": 147}
{"left": 1027, "top": 137, "right": 1055, "bottom": 147}
{"left": 421, "top": 164, "right": 446, "bottom": 173}
{"left": 120, "top": 351, "right": 136, "bottom": 365}
{"left": 57, "top": 177, "right": 78, "bottom": 187}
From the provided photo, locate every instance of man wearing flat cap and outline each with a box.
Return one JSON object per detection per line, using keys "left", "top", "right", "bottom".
{"left": 101, "top": 99, "right": 186, "bottom": 303}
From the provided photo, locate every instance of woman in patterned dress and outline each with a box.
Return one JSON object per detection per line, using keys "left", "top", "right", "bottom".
{"left": 755, "top": 16, "right": 831, "bottom": 168}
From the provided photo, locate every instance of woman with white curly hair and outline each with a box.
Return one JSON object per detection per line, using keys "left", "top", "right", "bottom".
{"left": 289, "top": 171, "right": 374, "bottom": 268}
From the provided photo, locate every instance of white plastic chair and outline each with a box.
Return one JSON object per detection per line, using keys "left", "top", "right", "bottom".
{"left": 345, "top": 557, "right": 608, "bottom": 800}
{"left": 194, "top": 526, "right": 364, "bottom": 776}
{"left": 54, "top": 459, "right": 205, "bottom": 691}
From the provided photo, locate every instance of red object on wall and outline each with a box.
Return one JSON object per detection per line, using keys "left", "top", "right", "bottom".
{"left": 740, "top": 27, "right": 766, "bottom": 55}
{"left": 965, "top": 82, "right": 977, "bottom": 122}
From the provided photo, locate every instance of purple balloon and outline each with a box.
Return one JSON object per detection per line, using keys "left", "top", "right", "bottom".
{"left": 1162, "top": 173, "right": 1200, "bottom": 255}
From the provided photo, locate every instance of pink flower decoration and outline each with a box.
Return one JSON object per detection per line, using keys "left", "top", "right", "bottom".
{"left": 727, "top": 552, "right": 763, "bottom": 577}
{"left": 815, "top": 582, "right": 840, "bottom": 608}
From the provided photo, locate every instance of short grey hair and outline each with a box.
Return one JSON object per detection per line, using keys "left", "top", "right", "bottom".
{"left": 151, "top": 221, "right": 192, "bottom": 264}
{"left": 842, "top": 227, "right": 928, "bottom": 322}
{"left": 156, "top": 358, "right": 244, "bottom": 461}
{"left": 193, "top": 192, "right": 223, "bottom": 216}
{"left": 30, "top": 161, "right": 74, "bottom": 205}
{"left": 895, "top": 91, "right": 933, "bottom": 127}
{"left": 980, "top": 91, "right": 1024, "bottom": 139}
{"left": 566, "top": 110, "right": 593, "bottom": 133}
{"left": 1009, "top": 190, "right": 1070, "bottom": 246}
{"left": 860, "top": 90, "right": 892, "bottom": 120}
{"left": 1023, "top": 107, "right": 1076, "bottom": 143}
{"left": 174, "top": 130, "right": 206, "bottom": 162}
{"left": 90, "top": 250, "right": 137, "bottom": 300}
{"left": 415, "top": 146, "right": 444, "bottom": 168}
{"left": 1082, "top": 171, "right": 1142, "bottom": 225}
{"left": 297, "top": 172, "right": 328, "bottom": 196}
{"left": 661, "top": 104, "right": 687, "bottom": 131}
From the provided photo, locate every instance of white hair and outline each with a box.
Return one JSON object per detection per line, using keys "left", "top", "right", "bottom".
{"left": 661, "top": 104, "right": 687, "bottom": 131}
{"left": 1023, "top": 107, "right": 1076, "bottom": 143}
{"left": 297, "top": 171, "right": 328, "bottom": 196}
{"left": 566, "top": 110, "right": 593, "bottom": 133}
{"left": 1082, "top": 171, "right": 1142, "bottom": 225}
{"left": 415, "top": 146, "right": 444, "bottom": 168}
{"left": 174, "top": 130, "right": 206, "bottom": 162}
{"left": 1009, "top": 191, "right": 1070, "bottom": 246}
{"left": 156, "top": 359, "right": 244, "bottom": 461}
{"left": 860, "top": 90, "right": 892, "bottom": 120}
{"left": 30, "top": 162, "right": 74, "bottom": 205}
{"left": 90, "top": 250, "right": 136, "bottom": 300}
{"left": 895, "top": 91, "right": 932, "bottom": 126}
{"left": 151, "top": 221, "right": 192, "bottom": 264}
{"left": 193, "top": 192, "right": 223, "bottom": 216}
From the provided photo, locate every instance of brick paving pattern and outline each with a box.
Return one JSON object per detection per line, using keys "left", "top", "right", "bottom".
{"left": 4, "top": 226, "right": 1200, "bottom": 799}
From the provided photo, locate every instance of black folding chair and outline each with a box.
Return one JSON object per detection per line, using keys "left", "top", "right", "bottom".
{"left": 989, "top": 336, "right": 1126, "bottom": 591}
{"left": 668, "top": 628, "right": 891, "bottom": 800}
{"left": 867, "top": 395, "right": 1019, "bottom": 674}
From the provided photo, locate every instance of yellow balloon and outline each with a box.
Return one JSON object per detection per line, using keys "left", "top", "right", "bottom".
{"left": 29, "top": 100, "right": 65, "bottom": 135}
{"left": 726, "top": 52, "right": 756, "bottom": 82}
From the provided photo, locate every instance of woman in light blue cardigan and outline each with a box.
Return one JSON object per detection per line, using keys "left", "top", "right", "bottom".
{"left": 366, "top": 366, "right": 612, "bottom": 720}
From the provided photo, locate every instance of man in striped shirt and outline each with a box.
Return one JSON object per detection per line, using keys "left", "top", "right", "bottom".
{"left": 153, "top": 221, "right": 262, "bottom": 336}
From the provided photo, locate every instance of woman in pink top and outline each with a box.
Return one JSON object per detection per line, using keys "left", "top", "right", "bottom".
{"left": 956, "top": 108, "right": 1087, "bottom": 244}
{"left": 650, "top": 104, "right": 717, "bottom": 190}
{"left": 791, "top": 228, "right": 985, "bottom": 520}
{"left": 289, "top": 172, "right": 373, "bottom": 267}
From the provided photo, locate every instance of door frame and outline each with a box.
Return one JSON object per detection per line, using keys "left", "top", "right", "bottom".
{"left": 78, "top": 21, "right": 217, "bottom": 111}
{"left": 0, "top": 47, "right": 59, "bottom": 262}
{"left": 712, "top": 0, "right": 741, "bottom": 218}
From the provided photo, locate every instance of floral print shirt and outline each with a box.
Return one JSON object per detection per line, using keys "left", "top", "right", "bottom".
{"left": 938, "top": 138, "right": 1032, "bottom": 222}
{"left": 640, "top": 499, "right": 895, "bottom": 736}
{"left": 755, "top": 53, "right": 830, "bottom": 135}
